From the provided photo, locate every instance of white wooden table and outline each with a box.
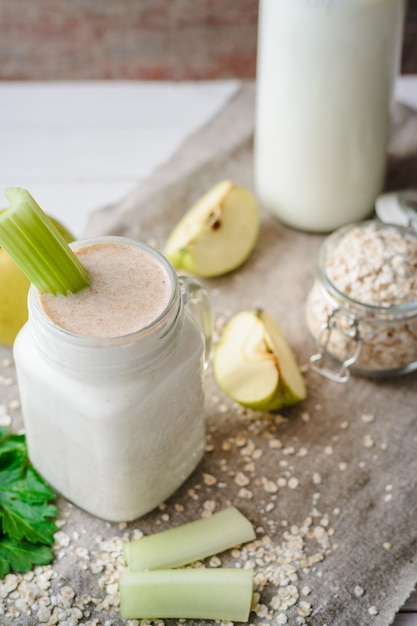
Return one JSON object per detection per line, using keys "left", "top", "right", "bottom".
{"left": 1, "top": 77, "right": 417, "bottom": 624}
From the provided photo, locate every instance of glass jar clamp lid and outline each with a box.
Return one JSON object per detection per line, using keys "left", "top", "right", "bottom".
{"left": 306, "top": 218, "right": 417, "bottom": 382}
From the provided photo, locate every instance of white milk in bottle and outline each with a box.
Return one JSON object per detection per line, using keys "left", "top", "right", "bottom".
{"left": 254, "top": 0, "right": 405, "bottom": 233}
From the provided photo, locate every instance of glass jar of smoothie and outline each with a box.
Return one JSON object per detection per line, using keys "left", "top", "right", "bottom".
{"left": 306, "top": 221, "right": 417, "bottom": 381}
{"left": 254, "top": 0, "right": 405, "bottom": 233}
{"left": 13, "top": 236, "right": 212, "bottom": 522}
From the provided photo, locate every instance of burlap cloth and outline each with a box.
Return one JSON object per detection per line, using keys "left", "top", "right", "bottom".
{"left": 1, "top": 82, "right": 416, "bottom": 625}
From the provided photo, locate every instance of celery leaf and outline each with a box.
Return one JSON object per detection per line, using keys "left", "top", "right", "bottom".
{"left": 0, "top": 428, "right": 58, "bottom": 578}
{"left": 0, "top": 533, "right": 54, "bottom": 577}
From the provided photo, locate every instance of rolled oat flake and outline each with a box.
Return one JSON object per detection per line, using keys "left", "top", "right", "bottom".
{"left": 306, "top": 219, "right": 417, "bottom": 382}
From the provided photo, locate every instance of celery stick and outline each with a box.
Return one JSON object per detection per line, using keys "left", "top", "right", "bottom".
{"left": 0, "top": 188, "right": 90, "bottom": 295}
{"left": 119, "top": 567, "right": 253, "bottom": 621}
{"left": 123, "top": 506, "right": 256, "bottom": 571}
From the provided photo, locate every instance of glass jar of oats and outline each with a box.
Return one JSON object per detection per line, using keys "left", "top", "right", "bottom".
{"left": 306, "top": 220, "right": 417, "bottom": 382}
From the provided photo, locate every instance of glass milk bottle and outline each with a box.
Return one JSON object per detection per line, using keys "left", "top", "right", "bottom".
{"left": 254, "top": 0, "right": 405, "bottom": 233}
{"left": 13, "top": 237, "right": 212, "bottom": 522}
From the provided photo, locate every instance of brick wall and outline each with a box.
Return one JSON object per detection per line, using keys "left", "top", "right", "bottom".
{"left": 0, "top": 0, "right": 415, "bottom": 81}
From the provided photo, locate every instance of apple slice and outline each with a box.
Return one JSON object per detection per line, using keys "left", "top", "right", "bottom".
{"left": 213, "top": 310, "right": 307, "bottom": 411}
{"left": 164, "top": 180, "right": 259, "bottom": 277}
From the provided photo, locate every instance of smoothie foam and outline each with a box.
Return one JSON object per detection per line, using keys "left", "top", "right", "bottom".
{"left": 40, "top": 242, "right": 172, "bottom": 338}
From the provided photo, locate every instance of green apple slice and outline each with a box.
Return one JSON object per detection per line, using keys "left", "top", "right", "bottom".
{"left": 213, "top": 310, "right": 307, "bottom": 411}
{"left": 164, "top": 180, "right": 260, "bottom": 277}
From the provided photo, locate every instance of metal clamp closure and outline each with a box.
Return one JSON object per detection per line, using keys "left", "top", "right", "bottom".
{"left": 309, "top": 308, "right": 362, "bottom": 383}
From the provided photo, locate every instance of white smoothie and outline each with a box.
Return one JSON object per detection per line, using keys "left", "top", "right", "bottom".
{"left": 254, "top": 0, "right": 405, "bottom": 233}
{"left": 14, "top": 239, "right": 207, "bottom": 521}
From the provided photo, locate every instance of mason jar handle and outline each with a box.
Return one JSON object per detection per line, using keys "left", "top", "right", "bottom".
{"left": 179, "top": 276, "right": 213, "bottom": 367}
{"left": 309, "top": 308, "right": 362, "bottom": 383}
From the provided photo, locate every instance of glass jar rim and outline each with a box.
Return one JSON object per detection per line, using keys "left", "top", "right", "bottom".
{"left": 29, "top": 235, "right": 180, "bottom": 348}
{"left": 318, "top": 220, "right": 417, "bottom": 315}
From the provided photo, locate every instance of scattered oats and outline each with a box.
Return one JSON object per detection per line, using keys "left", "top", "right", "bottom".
{"left": 283, "top": 446, "right": 295, "bottom": 456}
{"left": 380, "top": 442, "right": 388, "bottom": 450}
{"left": 203, "top": 473, "right": 217, "bottom": 486}
{"left": 270, "top": 584, "right": 299, "bottom": 611}
{"left": 241, "top": 441, "right": 256, "bottom": 457}
{"left": 361, "top": 413, "right": 375, "bottom": 423}
{"left": 354, "top": 586, "right": 365, "bottom": 597}
{"left": 262, "top": 478, "right": 278, "bottom": 494}
{"left": 368, "top": 605, "right": 379, "bottom": 616}
{"left": 222, "top": 441, "right": 232, "bottom": 451}
{"left": 363, "top": 435, "right": 374, "bottom": 448}
{"left": 235, "top": 472, "right": 250, "bottom": 487}
{"left": 301, "top": 412, "right": 310, "bottom": 422}
{"left": 383, "top": 542, "right": 392, "bottom": 551}
{"left": 203, "top": 500, "right": 216, "bottom": 513}
{"left": 175, "top": 503, "right": 185, "bottom": 512}
{"left": 324, "top": 446, "right": 333, "bottom": 455}
{"left": 37, "top": 607, "right": 52, "bottom": 622}
{"left": 235, "top": 433, "right": 247, "bottom": 447}
{"left": 132, "top": 529, "right": 143, "bottom": 540}
{"left": 279, "top": 460, "right": 289, "bottom": 468}
{"left": 297, "top": 447, "right": 308, "bottom": 457}
{"left": 340, "top": 421, "right": 349, "bottom": 430}
{"left": 265, "top": 502, "right": 275, "bottom": 512}
{"left": 277, "top": 477, "right": 287, "bottom": 487}
{"left": 385, "top": 484, "right": 393, "bottom": 492}
{"left": 254, "top": 602, "right": 269, "bottom": 618}
{"left": 276, "top": 613, "right": 288, "bottom": 624}
{"left": 333, "top": 507, "right": 340, "bottom": 516}
{"left": 0, "top": 414, "right": 11, "bottom": 426}
{"left": 302, "top": 586, "right": 312, "bottom": 596}
{"left": 269, "top": 438, "right": 283, "bottom": 449}
{"left": 297, "top": 601, "right": 312, "bottom": 617}
{"left": 288, "top": 477, "right": 299, "bottom": 490}
{"left": 238, "top": 487, "right": 253, "bottom": 499}
{"left": 384, "top": 493, "right": 393, "bottom": 503}
{"left": 205, "top": 442, "right": 215, "bottom": 452}
{"left": 312, "top": 472, "right": 322, "bottom": 485}
{"left": 54, "top": 532, "right": 70, "bottom": 548}
{"left": 338, "top": 462, "right": 348, "bottom": 471}
{"left": 75, "top": 547, "right": 89, "bottom": 559}
{"left": 209, "top": 556, "right": 222, "bottom": 568}
{"left": 219, "top": 404, "right": 228, "bottom": 413}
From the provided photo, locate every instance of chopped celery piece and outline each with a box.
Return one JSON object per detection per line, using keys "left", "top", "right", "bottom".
{"left": 119, "top": 567, "right": 253, "bottom": 621}
{"left": 0, "top": 188, "right": 90, "bottom": 295}
{"left": 123, "top": 506, "right": 256, "bottom": 571}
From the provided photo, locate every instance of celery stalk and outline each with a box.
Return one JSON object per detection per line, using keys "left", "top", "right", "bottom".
{"left": 123, "top": 506, "right": 256, "bottom": 571}
{"left": 119, "top": 567, "right": 253, "bottom": 621}
{"left": 0, "top": 188, "right": 90, "bottom": 295}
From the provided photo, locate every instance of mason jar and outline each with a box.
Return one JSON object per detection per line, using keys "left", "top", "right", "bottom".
{"left": 306, "top": 221, "right": 417, "bottom": 381}
{"left": 13, "top": 237, "right": 212, "bottom": 522}
{"left": 254, "top": 0, "right": 405, "bottom": 232}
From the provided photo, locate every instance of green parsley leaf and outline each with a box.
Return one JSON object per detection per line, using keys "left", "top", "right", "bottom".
{"left": 0, "top": 428, "right": 58, "bottom": 576}
{"left": 0, "top": 533, "right": 54, "bottom": 578}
